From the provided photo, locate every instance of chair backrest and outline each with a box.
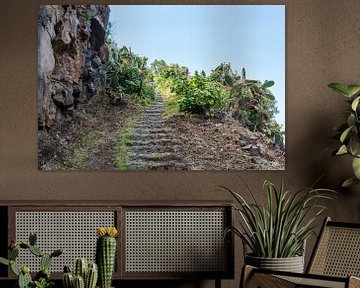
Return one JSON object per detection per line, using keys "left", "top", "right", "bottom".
{"left": 307, "top": 217, "right": 360, "bottom": 277}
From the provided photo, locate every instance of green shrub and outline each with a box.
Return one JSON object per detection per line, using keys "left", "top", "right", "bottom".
{"left": 175, "top": 72, "right": 229, "bottom": 118}
{"left": 97, "top": 44, "right": 155, "bottom": 105}
{"left": 229, "top": 79, "right": 278, "bottom": 133}
{"left": 265, "top": 122, "right": 285, "bottom": 146}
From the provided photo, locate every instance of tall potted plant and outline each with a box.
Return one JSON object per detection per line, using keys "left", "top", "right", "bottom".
{"left": 328, "top": 83, "right": 360, "bottom": 187}
{"left": 222, "top": 179, "right": 334, "bottom": 273}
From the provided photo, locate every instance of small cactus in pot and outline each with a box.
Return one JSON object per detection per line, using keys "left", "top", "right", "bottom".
{"left": 62, "top": 259, "right": 98, "bottom": 288}
{"left": 96, "top": 227, "right": 118, "bottom": 288}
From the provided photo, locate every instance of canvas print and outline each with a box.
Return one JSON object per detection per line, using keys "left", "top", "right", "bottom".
{"left": 38, "top": 5, "right": 285, "bottom": 170}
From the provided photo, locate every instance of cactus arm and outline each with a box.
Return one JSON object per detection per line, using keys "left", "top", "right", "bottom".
{"left": 18, "top": 271, "right": 32, "bottom": 288}
{"left": 40, "top": 253, "right": 52, "bottom": 270}
{"left": 29, "top": 232, "right": 37, "bottom": 246}
{"left": 73, "top": 275, "right": 85, "bottom": 288}
{"left": 85, "top": 262, "right": 98, "bottom": 288}
{"left": 29, "top": 245, "right": 44, "bottom": 257}
{"left": 63, "top": 272, "right": 74, "bottom": 288}
{"left": 19, "top": 243, "right": 30, "bottom": 249}
{"left": 10, "top": 260, "right": 20, "bottom": 276}
{"left": 64, "top": 265, "right": 72, "bottom": 273}
{"left": 51, "top": 248, "right": 64, "bottom": 257}
{"left": 74, "top": 258, "right": 88, "bottom": 280}
{"left": 0, "top": 257, "right": 9, "bottom": 266}
{"left": 8, "top": 246, "right": 19, "bottom": 260}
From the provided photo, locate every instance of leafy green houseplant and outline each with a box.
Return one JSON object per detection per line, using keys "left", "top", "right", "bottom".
{"left": 328, "top": 83, "right": 360, "bottom": 187}
{"left": 222, "top": 179, "right": 334, "bottom": 272}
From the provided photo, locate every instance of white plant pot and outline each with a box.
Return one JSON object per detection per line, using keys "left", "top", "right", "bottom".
{"left": 245, "top": 254, "right": 305, "bottom": 273}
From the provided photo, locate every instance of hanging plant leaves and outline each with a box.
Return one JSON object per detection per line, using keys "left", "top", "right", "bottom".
{"left": 342, "top": 177, "right": 360, "bottom": 188}
{"left": 328, "top": 83, "right": 351, "bottom": 97}
{"left": 347, "top": 85, "right": 360, "bottom": 97}
{"left": 351, "top": 96, "right": 360, "bottom": 111}
{"left": 352, "top": 157, "right": 360, "bottom": 180}
{"left": 336, "top": 145, "right": 348, "bottom": 155}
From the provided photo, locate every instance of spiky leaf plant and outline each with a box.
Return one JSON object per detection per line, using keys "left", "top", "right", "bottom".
{"left": 222, "top": 179, "right": 335, "bottom": 258}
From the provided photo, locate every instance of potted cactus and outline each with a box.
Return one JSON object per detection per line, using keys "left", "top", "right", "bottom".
{"left": 0, "top": 232, "right": 63, "bottom": 288}
{"left": 96, "top": 227, "right": 118, "bottom": 288}
{"left": 62, "top": 258, "right": 98, "bottom": 288}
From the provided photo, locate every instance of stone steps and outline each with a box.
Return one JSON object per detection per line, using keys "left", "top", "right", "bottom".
{"left": 126, "top": 138, "right": 180, "bottom": 146}
{"left": 128, "top": 160, "right": 189, "bottom": 170}
{"left": 124, "top": 94, "right": 187, "bottom": 170}
{"left": 128, "top": 152, "right": 180, "bottom": 161}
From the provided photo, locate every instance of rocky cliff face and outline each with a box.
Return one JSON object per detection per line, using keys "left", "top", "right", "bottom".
{"left": 38, "top": 5, "right": 110, "bottom": 131}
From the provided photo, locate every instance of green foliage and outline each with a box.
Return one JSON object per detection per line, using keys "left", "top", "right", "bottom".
{"left": 82, "top": 8, "right": 93, "bottom": 22}
{"left": 222, "top": 178, "right": 335, "bottom": 258}
{"left": 155, "top": 63, "right": 188, "bottom": 89}
{"left": 209, "top": 62, "right": 236, "bottom": 87}
{"left": 112, "top": 117, "right": 137, "bottom": 170}
{"left": 150, "top": 59, "right": 167, "bottom": 75}
{"left": 32, "top": 278, "right": 54, "bottom": 288}
{"left": 175, "top": 72, "right": 229, "bottom": 118}
{"left": 329, "top": 82, "right": 360, "bottom": 187}
{"left": 0, "top": 233, "right": 63, "bottom": 288}
{"left": 229, "top": 79, "right": 278, "bottom": 133}
{"left": 154, "top": 60, "right": 283, "bottom": 143}
{"left": 97, "top": 44, "right": 155, "bottom": 106}
{"left": 265, "top": 122, "right": 285, "bottom": 146}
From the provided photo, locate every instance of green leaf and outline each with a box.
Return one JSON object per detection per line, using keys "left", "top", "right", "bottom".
{"left": 348, "top": 135, "right": 360, "bottom": 157}
{"left": 340, "top": 126, "right": 353, "bottom": 143}
{"left": 328, "top": 83, "right": 351, "bottom": 97}
{"left": 351, "top": 96, "right": 360, "bottom": 111}
{"left": 352, "top": 157, "right": 360, "bottom": 179}
{"left": 336, "top": 144, "right": 348, "bottom": 155}
{"left": 347, "top": 85, "right": 360, "bottom": 97}
{"left": 342, "top": 177, "right": 360, "bottom": 188}
{"left": 262, "top": 80, "right": 275, "bottom": 88}
{"left": 347, "top": 114, "right": 356, "bottom": 128}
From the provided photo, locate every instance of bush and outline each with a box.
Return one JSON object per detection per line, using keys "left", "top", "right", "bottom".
{"left": 175, "top": 72, "right": 229, "bottom": 118}
{"left": 97, "top": 44, "right": 155, "bottom": 105}
{"left": 265, "top": 122, "right": 285, "bottom": 147}
{"left": 229, "top": 80, "right": 278, "bottom": 133}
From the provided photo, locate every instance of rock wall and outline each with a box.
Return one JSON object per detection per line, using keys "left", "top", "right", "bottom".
{"left": 38, "top": 5, "right": 110, "bottom": 130}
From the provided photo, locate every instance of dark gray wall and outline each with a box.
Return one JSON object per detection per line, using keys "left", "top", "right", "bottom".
{"left": 1, "top": 1, "right": 360, "bottom": 287}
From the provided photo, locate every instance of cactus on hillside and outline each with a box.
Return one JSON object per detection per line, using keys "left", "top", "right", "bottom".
{"left": 96, "top": 227, "right": 118, "bottom": 288}
{"left": 0, "top": 232, "right": 64, "bottom": 288}
{"left": 62, "top": 260, "right": 98, "bottom": 288}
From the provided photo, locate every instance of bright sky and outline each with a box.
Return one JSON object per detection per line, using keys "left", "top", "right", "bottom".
{"left": 109, "top": 5, "right": 285, "bottom": 127}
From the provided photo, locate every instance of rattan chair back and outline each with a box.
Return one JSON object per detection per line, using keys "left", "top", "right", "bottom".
{"left": 307, "top": 217, "right": 360, "bottom": 278}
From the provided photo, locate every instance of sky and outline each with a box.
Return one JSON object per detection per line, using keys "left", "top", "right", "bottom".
{"left": 109, "top": 5, "right": 285, "bottom": 127}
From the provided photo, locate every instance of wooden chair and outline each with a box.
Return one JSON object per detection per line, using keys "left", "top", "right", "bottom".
{"left": 241, "top": 217, "right": 360, "bottom": 288}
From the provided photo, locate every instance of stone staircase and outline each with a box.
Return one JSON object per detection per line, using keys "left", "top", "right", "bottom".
{"left": 126, "top": 94, "right": 189, "bottom": 170}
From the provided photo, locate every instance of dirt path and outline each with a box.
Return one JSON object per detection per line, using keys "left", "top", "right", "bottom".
{"left": 40, "top": 93, "right": 284, "bottom": 171}
{"left": 126, "top": 94, "right": 190, "bottom": 170}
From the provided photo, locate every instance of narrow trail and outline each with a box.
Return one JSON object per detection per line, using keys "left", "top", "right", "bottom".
{"left": 126, "top": 93, "right": 190, "bottom": 170}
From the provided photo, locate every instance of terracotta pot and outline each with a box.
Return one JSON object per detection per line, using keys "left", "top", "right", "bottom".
{"left": 245, "top": 254, "right": 305, "bottom": 273}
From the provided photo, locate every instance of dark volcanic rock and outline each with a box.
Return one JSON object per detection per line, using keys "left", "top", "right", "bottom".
{"left": 38, "top": 5, "right": 110, "bottom": 130}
